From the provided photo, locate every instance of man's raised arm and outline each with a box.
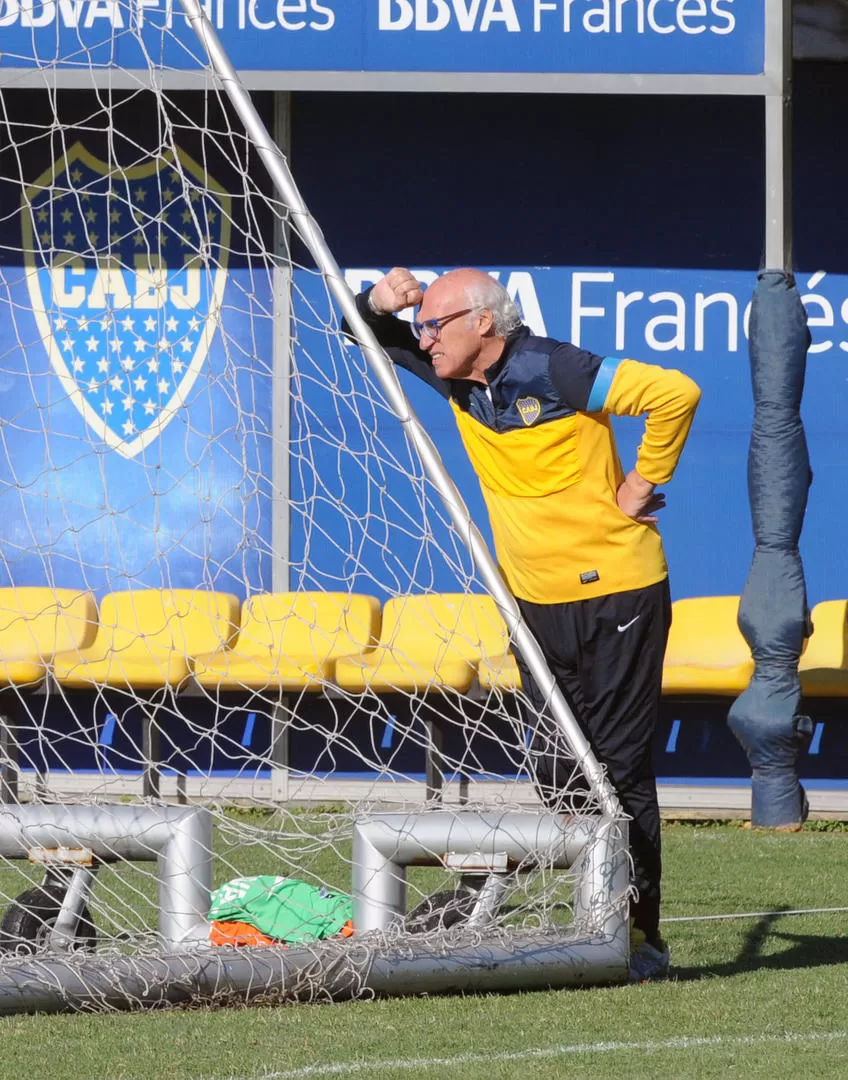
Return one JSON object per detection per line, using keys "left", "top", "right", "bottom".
{"left": 344, "top": 268, "right": 450, "bottom": 398}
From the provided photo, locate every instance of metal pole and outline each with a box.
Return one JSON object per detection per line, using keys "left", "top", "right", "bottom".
{"left": 0, "top": 804, "right": 213, "bottom": 946}
{"left": 0, "top": 929, "right": 628, "bottom": 1015}
{"left": 764, "top": 0, "right": 792, "bottom": 271}
{"left": 178, "top": 0, "right": 620, "bottom": 818}
{"left": 271, "top": 91, "right": 293, "bottom": 593}
{"left": 351, "top": 811, "right": 618, "bottom": 932}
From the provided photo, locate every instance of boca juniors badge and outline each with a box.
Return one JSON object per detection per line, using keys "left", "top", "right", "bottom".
{"left": 21, "top": 141, "right": 230, "bottom": 459}
{"left": 516, "top": 396, "right": 541, "bottom": 426}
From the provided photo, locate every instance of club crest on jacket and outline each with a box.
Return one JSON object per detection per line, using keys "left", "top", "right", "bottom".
{"left": 516, "top": 396, "right": 541, "bottom": 426}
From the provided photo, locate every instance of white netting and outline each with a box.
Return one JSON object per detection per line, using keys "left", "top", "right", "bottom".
{"left": 0, "top": 4, "right": 626, "bottom": 1010}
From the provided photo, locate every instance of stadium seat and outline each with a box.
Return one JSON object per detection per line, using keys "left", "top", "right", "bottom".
{"left": 51, "top": 589, "right": 239, "bottom": 799}
{"left": 662, "top": 596, "right": 754, "bottom": 695}
{"left": 0, "top": 587, "right": 97, "bottom": 688}
{"left": 334, "top": 593, "right": 510, "bottom": 802}
{"left": 799, "top": 600, "right": 848, "bottom": 697}
{"left": 192, "top": 591, "right": 380, "bottom": 805}
{"left": 0, "top": 587, "right": 97, "bottom": 802}
{"left": 334, "top": 593, "right": 509, "bottom": 694}
{"left": 51, "top": 589, "right": 240, "bottom": 690}
{"left": 191, "top": 591, "right": 381, "bottom": 691}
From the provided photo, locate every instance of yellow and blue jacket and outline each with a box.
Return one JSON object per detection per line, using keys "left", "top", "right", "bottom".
{"left": 357, "top": 291, "right": 701, "bottom": 605}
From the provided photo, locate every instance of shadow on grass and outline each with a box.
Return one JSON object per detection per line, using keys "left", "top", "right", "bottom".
{"left": 672, "top": 907, "right": 848, "bottom": 980}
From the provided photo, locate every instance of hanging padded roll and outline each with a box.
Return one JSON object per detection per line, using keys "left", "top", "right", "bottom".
{"left": 727, "top": 270, "right": 814, "bottom": 828}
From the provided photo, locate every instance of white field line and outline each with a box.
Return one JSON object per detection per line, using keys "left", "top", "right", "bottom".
{"left": 214, "top": 1030, "right": 848, "bottom": 1080}
{"left": 663, "top": 906, "right": 848, "bottom": 923}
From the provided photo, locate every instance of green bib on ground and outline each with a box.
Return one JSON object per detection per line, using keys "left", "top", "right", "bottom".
{"left": 208, "top": 876, "right": 353, "bottom": 944}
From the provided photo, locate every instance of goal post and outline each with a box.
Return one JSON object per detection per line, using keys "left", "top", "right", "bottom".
{"left": 0, "top": 1, "right": 631, "bottom": 1012}
{"left": 178, "top": 0, "right": 619, "bottom": 820}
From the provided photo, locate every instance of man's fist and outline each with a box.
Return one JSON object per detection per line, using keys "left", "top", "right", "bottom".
{"left": 370, "top": 267, "right": 425, "bottom": 314}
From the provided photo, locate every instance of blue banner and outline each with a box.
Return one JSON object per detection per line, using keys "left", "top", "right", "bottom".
{"left": 1, "top": 115, "right": 843, "bottom": 609}
{"left": 0, "top": 136, "right": 274, "bottom": 598}
{"left": 291, "top": 265, "right": 848, "bottom": 609}
{"left": 0, "top": 0, "right": 765, "bottom": 76}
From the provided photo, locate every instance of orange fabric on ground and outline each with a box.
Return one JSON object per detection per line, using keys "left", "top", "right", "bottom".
{"left": 209, "top": 920, "right": 279, "bottom": 947}
{"left": 209, "top": 919, "right": 354, "bottom": 946}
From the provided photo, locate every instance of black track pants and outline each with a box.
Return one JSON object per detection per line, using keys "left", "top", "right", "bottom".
{"left": 513, "top": 578, "right": 672, "bottom": 945}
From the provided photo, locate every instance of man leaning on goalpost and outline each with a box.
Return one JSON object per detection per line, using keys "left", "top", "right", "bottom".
{"left": 353, "top": 266, "right": 701, "bottom": 981}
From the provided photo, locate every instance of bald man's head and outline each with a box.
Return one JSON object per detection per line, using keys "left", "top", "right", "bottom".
{"left": 415, "top": 268, "right": 523, "bottom": 383}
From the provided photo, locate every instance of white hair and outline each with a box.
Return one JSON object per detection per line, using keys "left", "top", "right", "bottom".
{"left": 463, "top": 276, "right": 523, "bottom": 336}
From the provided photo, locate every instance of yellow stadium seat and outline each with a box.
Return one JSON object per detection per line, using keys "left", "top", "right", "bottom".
{"left": 52, "top": 589, "right": 239, "bottom": 690}
{"left": 0, "top": 587, "right": 97, "bottom": 801}
{"left": 662, "top": 596, "right": 754, "bottom": 695}
{"left": 335, "top": 593, "right": 509, "bottom": 694}
{"left": 191, "top": 592, "right": 381, "bottom": 691}
{"left": 0, "top": 587, "right": 97, "bottom": 687}
{"left": 799, "top": 600, "right": 848, "bottom": 697}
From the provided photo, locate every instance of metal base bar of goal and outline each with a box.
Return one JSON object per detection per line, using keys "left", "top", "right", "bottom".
{"left": 0, "top": 803, "right": 213, "bottom": 950}
{"left": 352, "top": 810, "right": 630, "bottom": 988}
{"left": 0, "top": 809, "right": 628, "bottom": 1014}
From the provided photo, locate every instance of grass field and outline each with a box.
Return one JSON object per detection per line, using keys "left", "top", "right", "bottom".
{"left": 1, "top": 819, "right": 847, "bottom": 1080}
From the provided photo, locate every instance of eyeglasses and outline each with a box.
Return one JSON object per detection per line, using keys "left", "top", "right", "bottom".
{"left": 411, "top": 308, "right": 474, "bottom": 341}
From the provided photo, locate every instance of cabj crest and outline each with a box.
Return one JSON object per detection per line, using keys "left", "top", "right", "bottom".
{"left": 516, "top": 396, "right": 541, "bottom": 426}
{"left": 21, "top": 142, "right": 230, "bottom": 459}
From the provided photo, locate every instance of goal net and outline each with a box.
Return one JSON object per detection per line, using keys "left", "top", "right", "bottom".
{"left": 0, "top": 2, "right": 628, "bottom": 1011}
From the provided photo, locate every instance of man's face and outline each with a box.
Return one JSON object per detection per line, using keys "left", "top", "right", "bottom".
{"left": 415, "top": 284, "right": 482, "bottom": 380}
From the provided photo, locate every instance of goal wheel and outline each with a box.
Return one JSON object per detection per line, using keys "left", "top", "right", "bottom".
{"left": 0, "top": 882, "right": 97, "bottom": 954}
{"left": 405, "top": 883, "right": 481, "bottom": 934}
